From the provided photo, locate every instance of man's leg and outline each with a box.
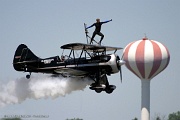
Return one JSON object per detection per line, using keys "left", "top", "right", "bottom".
{"left": 97, "top": 32, "right": 104, "bottom": 45}
{"left": 90, "top": 32, "right": 96, "bottom": 44}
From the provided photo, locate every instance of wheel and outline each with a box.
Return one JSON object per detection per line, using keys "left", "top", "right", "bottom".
{"left": 95, "top": 88, "right": 102, "bottom": 93}
{"left": 26, "top": 74, "right": 30, "bottom": 79}
{"left": 105, "top": 88, "right": 113, "bottom": 94}
{"left": 105, "top": 85, "right": 116, "bottom": 94}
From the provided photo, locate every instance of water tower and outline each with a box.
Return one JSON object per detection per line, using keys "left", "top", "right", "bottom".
{"left": 123, "top": 37, "right": 170, "bottom": 120}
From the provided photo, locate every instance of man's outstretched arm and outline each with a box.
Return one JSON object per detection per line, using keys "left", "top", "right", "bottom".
{"left": 102, "top": 19, "right": 112, "bottom": 24}
{"left": 86, "top": 23, "right": 95, "bottom": 29}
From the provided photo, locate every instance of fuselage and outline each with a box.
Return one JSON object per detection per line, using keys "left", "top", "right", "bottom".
{"left": 36, "top": 54, "right": 120, "bottom": 77}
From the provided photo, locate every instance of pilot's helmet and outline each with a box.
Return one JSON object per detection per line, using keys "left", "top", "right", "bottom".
{"left": 61, "top": 55, "right": 65, "bottom": 61}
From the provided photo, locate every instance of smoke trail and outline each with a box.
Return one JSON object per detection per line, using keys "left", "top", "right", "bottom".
{"left": 0, "top": 75, "right": 93, "bottom": 107}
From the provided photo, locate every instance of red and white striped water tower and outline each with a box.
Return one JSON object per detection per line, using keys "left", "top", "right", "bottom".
{"left": 123, "top": 37, "right": 170, "bottom": 120}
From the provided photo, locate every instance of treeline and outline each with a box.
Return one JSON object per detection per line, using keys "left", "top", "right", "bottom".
{"left": 133, "top": 111, "right": 180, "bottom": 120}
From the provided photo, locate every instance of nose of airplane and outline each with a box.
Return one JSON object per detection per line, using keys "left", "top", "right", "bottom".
{"left": 118, "top": 59, "right": 126, "bottom": 66}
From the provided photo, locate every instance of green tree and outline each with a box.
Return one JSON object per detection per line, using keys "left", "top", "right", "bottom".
{"left": 152, "top": 113, "right": 166, "bottom": 120}
{"left": 156, "top": 116, "right": 161, "bottom": 120}
{"left": 66, "top": 118, "right": 83, "bottom": 120}
{"left": 1, "top": 118, "right": 21, "bottom": 120}
{"left": 132, "top": 117, "right": 138, "bottom": 120}
{"left": 168, "top": 111, "right": 180, "bottom": 120}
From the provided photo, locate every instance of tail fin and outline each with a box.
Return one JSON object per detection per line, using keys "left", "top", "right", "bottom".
{"left": 13, "top": 44, "right": 39, "bottom": 71}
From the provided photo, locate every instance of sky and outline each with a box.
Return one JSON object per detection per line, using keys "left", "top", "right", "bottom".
{"left": 0, "top": 0, "right": 180, "bottom": 120}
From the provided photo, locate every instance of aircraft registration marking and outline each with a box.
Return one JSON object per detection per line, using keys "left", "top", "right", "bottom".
{"left": 41, "top": 59, "right": 54, "bottom": 64}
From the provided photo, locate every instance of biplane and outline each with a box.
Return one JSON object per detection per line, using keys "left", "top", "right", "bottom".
{"left": 13, "top": 24, "right": 125, "bottom": 94}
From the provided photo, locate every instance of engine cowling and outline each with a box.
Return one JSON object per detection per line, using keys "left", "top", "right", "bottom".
{"left": 106, "top": 54, "right": 119, "bottom": 73}
{"left": 106, "top": 54, "right": 125, "bottom": 74}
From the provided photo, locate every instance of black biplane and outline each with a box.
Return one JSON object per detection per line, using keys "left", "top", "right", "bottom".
{"left": 13, "top": 25, "right": 125, "bottom": 94}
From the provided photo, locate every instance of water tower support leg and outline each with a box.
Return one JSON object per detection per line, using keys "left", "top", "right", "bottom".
{"left": 141, "top": 80, "right": 150, "bottom": 120}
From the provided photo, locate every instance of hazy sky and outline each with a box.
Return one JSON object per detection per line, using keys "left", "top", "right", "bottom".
{"left": 0, "top": 0, "right": 179, "bottom": 120}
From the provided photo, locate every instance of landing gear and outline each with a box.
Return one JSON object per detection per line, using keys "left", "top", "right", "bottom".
{"left": 89, "top": 72, "right": 116, "bottom": 94}
{"left": 90, "top": 81, "right": 116, "bottom": 94}
{"left": 26, "top": 72, "right": 31, "bottom": 79}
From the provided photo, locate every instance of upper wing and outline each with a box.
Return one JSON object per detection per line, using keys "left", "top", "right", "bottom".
{"left": 60, "top": 43, "right": 123, "bottom": 52}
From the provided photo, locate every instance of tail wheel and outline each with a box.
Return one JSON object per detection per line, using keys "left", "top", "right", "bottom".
{"left": 26, "top": 72, "right": 31, "bottom": 79}
{"left": 26, "top": 74, "right": 30, "bottom": 79}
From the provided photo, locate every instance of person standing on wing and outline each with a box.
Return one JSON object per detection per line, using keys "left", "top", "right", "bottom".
{"left": 86, "top": 18, "right": 112, "bottom": 45}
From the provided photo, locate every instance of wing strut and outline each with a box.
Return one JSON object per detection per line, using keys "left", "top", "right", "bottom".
{"left": 84, "top": 23, "right": 89, "bottom": 44}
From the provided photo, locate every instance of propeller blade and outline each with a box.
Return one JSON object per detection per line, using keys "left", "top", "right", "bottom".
{"left": 119, "top": 65, "right": 122, "bottom": 83}
{"left": 118, "top": 54, "right": 125, "bottom": 83}
{"left": 121, "top": 53, "right": 124, "bottom": 60}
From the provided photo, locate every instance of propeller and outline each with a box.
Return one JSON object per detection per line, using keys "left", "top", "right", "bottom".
{"left": 117, "top": 54, "right": 125, "bottom": 83}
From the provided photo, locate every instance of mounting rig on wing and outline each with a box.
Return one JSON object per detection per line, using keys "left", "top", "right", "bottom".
{"left": 84, "top": 23, "right": 99, "bottom": 45}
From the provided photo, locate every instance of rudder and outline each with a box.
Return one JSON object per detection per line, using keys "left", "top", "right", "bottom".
{"left": 13, "top": 44, "right": 39, "bottom": 71}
